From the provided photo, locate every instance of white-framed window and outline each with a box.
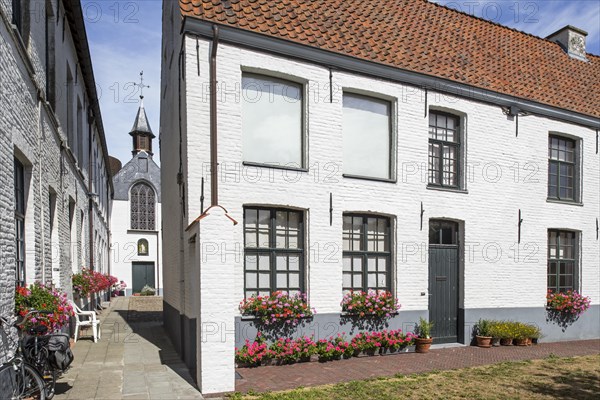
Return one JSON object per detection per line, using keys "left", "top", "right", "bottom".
{"left": 342, "top": 93, "right": 392, "bottom": 180}
{"left": 242, "top": 74, "right": 304, "bottom": 167}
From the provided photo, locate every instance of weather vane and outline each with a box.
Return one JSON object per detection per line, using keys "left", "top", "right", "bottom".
{"left": 134, "top": 70, "right": 149, "bottom": 99}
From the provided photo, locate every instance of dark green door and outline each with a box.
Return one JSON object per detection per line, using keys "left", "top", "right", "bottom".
{"left": 132, "top": 262, "right": 155, "bottom": 294}
{"left": 428, "top": 220, "right": 459, "bottom": 343}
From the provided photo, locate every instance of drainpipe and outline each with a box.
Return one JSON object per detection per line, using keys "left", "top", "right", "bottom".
{"left": 88, "top": 108, "right": 94, "bottom": 272}
{"left": 210, "top": 25, "right": 219, "bottom": 206}
{"left": 37, "top": 94, "right": 46, "bottom": 285}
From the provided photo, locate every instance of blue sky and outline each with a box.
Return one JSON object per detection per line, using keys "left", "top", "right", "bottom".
{"left": 82, "top": 0, "right": 599, "bottom": 165}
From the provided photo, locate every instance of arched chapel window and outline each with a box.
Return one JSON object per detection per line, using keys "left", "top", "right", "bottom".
{"left": 130, "top": 182, "right": 155, "bottom": 230}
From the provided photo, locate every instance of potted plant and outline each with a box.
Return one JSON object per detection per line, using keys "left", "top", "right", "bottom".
{"left": 415, "top": 317, "right": 434, "bottom": 353}
{"left": 513, "top": 322, "right": 528, "bottom": 346}
{"left": 496, "top": 321, "right": 514, "bottom": 346}
{"left": 488, "top": 321, "right": 501, "bottom": 347}
{"left": 474, "top": 319, "right": 493, "bottom": 348}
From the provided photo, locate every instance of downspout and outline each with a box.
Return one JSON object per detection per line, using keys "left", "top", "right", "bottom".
{"left": 210, "top": 25, "right": 219, "bottom": 206}
{"left": 88, "top": 108, "right": 94, "bottom": 272}
{"left": 87, "top": 109, "right": 96, "bottom": 306}
{"left": 37, "top": 93, "right": 46, "bottom": 284}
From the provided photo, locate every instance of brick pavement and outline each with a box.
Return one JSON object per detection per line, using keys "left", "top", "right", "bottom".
{"left": 54, "top": 297, "right": 203, "bottom": 400}
{"left": 235, "top": 339, "right": 600, "bottom": 393}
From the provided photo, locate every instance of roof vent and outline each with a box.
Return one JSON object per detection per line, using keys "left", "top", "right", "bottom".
{"left": 546, "top": 25, "right": 588, "bottom": 61}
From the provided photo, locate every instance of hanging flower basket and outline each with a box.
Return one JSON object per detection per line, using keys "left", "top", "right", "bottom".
{"left": 15, "top": 283, "right": 74, "bottom": 334}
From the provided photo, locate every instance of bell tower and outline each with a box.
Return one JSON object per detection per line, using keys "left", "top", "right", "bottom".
{"left": 130, "top": 71, "right": 155, "bottom": 156}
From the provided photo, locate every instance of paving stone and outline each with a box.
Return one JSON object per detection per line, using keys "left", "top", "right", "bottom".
{"left": 54, "top": 297, "right": 202, "bottom": 399}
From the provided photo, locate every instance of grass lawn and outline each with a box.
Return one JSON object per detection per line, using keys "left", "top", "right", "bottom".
{"left": 230, "top": 354, "right": 600, "bottom": 400}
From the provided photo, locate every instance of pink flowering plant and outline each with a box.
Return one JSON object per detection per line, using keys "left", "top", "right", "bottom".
{"left": 316, "top": 334, "right": 353, "bottom": 361}
{"left": 380, "top": 329, "right": 417, "bottom": 351}
{"left": 72, "top": 268, "right": 119, "bottom": 297}
{"left": 236, "top": 328, "right": 419, "bottom": 367}
{"left": 235, "top": 333, "right": 271, "bottom": 367}
{"left": 14, "top": 283, "right": 74, "bottom": 334}
{"left": 547, "top": 290, "right": 591, "bottom": 316}
{"left": 341, "top": 290, "right": 400, "bottom": 318}
{"left": 239, "top": 291, "right": 315, "bottom": 326}
{"left": 269, "top": 336, "right": 318, "bottom": 363}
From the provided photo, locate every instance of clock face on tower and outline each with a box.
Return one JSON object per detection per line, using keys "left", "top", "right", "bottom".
{"left": 570, "top": 35, "right": 585, "bottom": 57}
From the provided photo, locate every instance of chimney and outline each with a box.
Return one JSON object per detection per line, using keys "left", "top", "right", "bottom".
{"left": 546, "top": 25, "right": 588, "bottom": 61}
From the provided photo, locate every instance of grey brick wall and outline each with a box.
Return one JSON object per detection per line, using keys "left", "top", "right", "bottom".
{"left": 0, "top": 1, "right": 112, "bottom": 361}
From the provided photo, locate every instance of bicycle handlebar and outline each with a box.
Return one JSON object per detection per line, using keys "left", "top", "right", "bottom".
{"left": 0, "top": 309, "right": 54, "bottom": 328}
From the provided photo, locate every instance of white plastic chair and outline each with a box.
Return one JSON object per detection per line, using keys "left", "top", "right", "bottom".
{"left": 69, "top": 301, "right": 101, "bottom": 343}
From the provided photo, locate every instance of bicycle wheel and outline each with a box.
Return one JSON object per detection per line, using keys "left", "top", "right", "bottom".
{"left": 0, "top": 363, "right": 47, "bottom": 400}
{"left": 41, "top": 367, "right": 56, "bottom": 399}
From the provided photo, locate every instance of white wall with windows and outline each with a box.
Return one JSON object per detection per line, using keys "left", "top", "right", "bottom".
{"left": 175, "top": 36, "right": 599, "bottom": 317}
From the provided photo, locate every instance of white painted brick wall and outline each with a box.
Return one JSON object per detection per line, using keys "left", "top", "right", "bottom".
{"left": 161, "top": 35, "right": 599, "bottom": 323}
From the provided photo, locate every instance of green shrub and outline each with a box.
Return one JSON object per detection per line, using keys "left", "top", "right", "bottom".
{"left": 475, "top": 319, "right": 493, "bottom": 337}
{"left": 140, "top": 285, "right": 156, "bottom": 296}
{"left": 416, "top": 317, "right": 434, "bottom": 339}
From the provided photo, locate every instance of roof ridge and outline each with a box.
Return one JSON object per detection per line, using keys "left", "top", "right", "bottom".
{"left": 425, "top": 0, "right": 598, "bottom": 57}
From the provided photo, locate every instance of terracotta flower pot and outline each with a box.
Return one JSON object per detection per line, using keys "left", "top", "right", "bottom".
{"left": 500, "top": 338, "right": 513, "bottom": 346}
{"left": 491, "top": 337, "right": 501, "bottom": 347}
{"left": 476, "top": 335, "right": 493, "bottom": 348}
{"left": 514, "top": 338, "right": 528, "bottom": 346}
{"left": 415, "top": 337, "right": 433, "bottom": 353}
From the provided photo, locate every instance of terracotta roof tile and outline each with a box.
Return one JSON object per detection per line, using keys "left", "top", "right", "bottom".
{"left": 180, "top": 0, "right": 600, "bottom": 118}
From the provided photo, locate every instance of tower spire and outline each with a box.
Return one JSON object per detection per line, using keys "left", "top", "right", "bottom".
{"left": 130, "top": 71, "right": 154, "bottom": 156}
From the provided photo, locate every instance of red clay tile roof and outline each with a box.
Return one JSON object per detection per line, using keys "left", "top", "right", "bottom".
{"left": 180, "top": 0, "right": 600, "bottom": 119}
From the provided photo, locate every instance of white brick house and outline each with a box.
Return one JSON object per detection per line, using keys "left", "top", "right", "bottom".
{"left": 0, "top": 0, "right": 113, "bottom": 355}
{"left": 161, "top": 0, "right": 599, "bottom": 394}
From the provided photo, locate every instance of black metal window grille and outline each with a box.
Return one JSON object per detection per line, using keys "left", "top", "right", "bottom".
{"left": 243, "top": 208, "right": 304, "bottom": 298}
{"left": 548, "top": 230, "right": 577, "bottom": 293}
{"left": 342, "top": 214, "right": 391, "bottom": 293}
{"left": 130, "top": 183, "right": 156, "bottom": 230}
{"left": 14, "top": 158, "right": 26, "bottom": 287}
{"left": 428, "top": 112, "right": 460, "bottom": 188}
{"left": 548, "top": 136, "right": 576, "bottom": 201}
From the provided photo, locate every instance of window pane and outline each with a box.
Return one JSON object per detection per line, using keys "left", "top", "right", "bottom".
{"left": 343, "top": 256, "right": 352, "bottom": 271}
{"left": 246, "top": 255, "right": 257, "bottom": 270}
{"left": 276, "top": 255, "right": 287, "bottom": 270}
{"left": 343, "top": 273, "right": 351, "bottom": 288}
{"left": 258, "top": 255, "right": 270, "bottom": 270}
{"left": 353, "top": 274, "right": 362, "bottom": 288}
{"left": 258, "top": 273, "right": 270, "bottom": 288}
{"left": 368, "top": 257, "right": 377, "bottom": 271}
{"left": 242, "top": 75, "right": 303, "bottom": 166}
{"left": 289, "top": 255, "right": 300, "bottom": 271}
{"left": 343, "top": 93, "right": 391, "bottom": 179}
{"left": 289, "top": 273, "right": 300, "bottom": 288}
{"left": 276, "top": 273, "right": 287, "bottom": 289}
{"left": 246, "top": 273, "right": 257, "bottom": 289}
{"left": 368, "top": 273, "right": 376, "bottom": 287}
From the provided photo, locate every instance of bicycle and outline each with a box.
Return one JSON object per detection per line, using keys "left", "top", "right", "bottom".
{"left": 0, "top": 312, "right": 47, "bottom": 400}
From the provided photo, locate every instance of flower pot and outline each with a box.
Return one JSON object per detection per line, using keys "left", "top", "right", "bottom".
{"left": 415, "top": 337, "right": 433, "bottom": 353}
{"left": 491, "top": 337, "right": 501, "bottom": 347}
{"left": 526, "top": 338, "right": 534, "bottom": 346}
{"left": 476, "top": 335, "right": 493, "bottom": 348}
{"left": 500, "top": 338, "right": 513, "bottom": 346}
{"left": 380, "top": 347, "right": 400, "bottom": 355}
{"left": 357, "top": 348, "right": 379, "bottom": 357}
{"left": 514, "top": 338, "right": 528, "bottom": 346}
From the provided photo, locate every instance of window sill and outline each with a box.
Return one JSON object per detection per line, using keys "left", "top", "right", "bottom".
{"left": 426, "top": 185, "right": 468, "bottom": 194}
{"left": 242, "top": 161, "right": 308, "bottom": 173}
{"left": 340, "top": 311, "right": 399, "bottom": 318}
{"left": 127, "top": 229, "right": 159, "bottom": 234}
{"left": 343, "top": 174, "right": 396, "bottom": 183}
{"left": 546, "top": 198, "right": 583, "bottom": 207}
